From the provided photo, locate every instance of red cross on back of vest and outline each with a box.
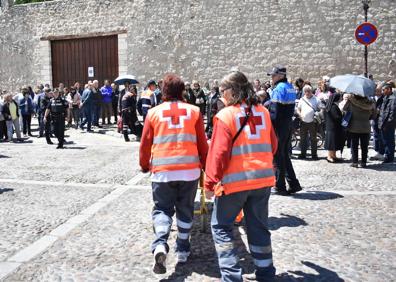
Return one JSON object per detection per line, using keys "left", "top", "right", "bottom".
{"left": 160, "top": 102, "right": 191, "bottom": 129}
{"left": 236, "top": 106, "right": 266, "bottom": 139}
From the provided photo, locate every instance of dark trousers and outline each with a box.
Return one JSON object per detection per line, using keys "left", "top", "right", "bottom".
{"left": 22, "top": 114, "right": 32, "bottom": 135}
{"left": 151, "top": 180, "right": 198, "bottom": 254}
{"left": 53, "top": 118, "right": 65, "bottom": 146}
{"left": 71, "top": 108, "right": 80, "bottom": 127}
{"left": 92, "top": 103, "right": 101, "bottom": 126}
{"left": 38, "top": 111, "right": 45, "bottom": 136}
{"left": 112, "top": 100, "right": 118, "bottom": 122}
{"left": 211, "top": 188, "right": 275, "bottom": 282}
{"left": 300, "top": 121, "right": 317, "bottom": 157}
{"left": 373, "top": 121, "right": 384, "bottom": 154}
{"left": 274, "top": 123, "right": 300, "bottom": 190}
{"left": 381, "top": 127, "right": 395, "bottom": 162}
{"left": 101, "top": 102, "right": 112, "bottom": 124}
{"left": 0, "top": 120, "right": 7, "bottom": 140}
{"left": 44, "top": 118, "right": 52, "bottom": 143}
{"left": 349, "top": 132, "right": 370, "bottom": 164}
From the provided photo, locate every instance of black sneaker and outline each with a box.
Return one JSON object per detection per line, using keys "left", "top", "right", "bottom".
{"left": 312, "top": 155, "right": 319, "bottom": 160}
{"left": 298, "top": 155, "right": 306, "bottom": 159}
{"left": 273, "top": 187, "right": 289, "bottom": 196}
{"left": 288, "top": 185, "right": 302, "bottom": 194}
{"left": 350, "top": 163, "right": 358, "bottom": 168}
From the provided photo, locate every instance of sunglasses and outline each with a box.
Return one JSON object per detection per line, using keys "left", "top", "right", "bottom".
{"left": 220, "top": 87, "right": 231, "bottom": 94}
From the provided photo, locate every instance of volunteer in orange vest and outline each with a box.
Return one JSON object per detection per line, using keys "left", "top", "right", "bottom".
{"left": 205, "top": 71, "right": 278, "bottom": 282}
{"left": 138, "top": 80, "right": 156, "bottom": 121}
{"left": 139, "top": 74, "right": 208, "bottom": 274}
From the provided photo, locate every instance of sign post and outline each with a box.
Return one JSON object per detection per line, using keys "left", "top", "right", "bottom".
{"left": 355, "top": 22, "right": 378, "bottom": 78}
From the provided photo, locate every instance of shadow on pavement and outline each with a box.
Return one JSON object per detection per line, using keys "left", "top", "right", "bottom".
{"left": 0, "top": 188, "right": 14, "bottom": 194}
{"left": 65, "top": 146, "right": 86, "bottom": 150}
{"left": 291, "top": 191, "right": 344, "bottom": 201}
{"left": 269, "top": 213, "right": 308, "bottom": 231}
{"left": 0, "top": 154, "right": 11, "bottom": 158}
{"left": 279, "top": 260, "right": 345, "bottom": 281}
{"left": 160, "top": 214, "right": 221, "bottom": 281}
{"left": 365, "top": 163, "right": 396, "bottom": 172}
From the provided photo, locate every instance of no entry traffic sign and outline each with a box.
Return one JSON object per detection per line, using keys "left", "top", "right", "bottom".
{"left": 355, "top": 22, "right": 378, "bottom": 45}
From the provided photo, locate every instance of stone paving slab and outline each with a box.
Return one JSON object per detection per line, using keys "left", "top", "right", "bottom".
{"left": 5, "top": 187, "right": 395, "bottom": 282}
{"left": 0, "top": 128, "right": 140, "bottom": 185}
{"left": 0, "top": 182, "right": 115, "bottom": 262}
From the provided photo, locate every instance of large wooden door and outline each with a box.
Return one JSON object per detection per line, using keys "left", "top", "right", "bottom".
{"left": 51, "top": 35, "right": 119, "bottom": 88}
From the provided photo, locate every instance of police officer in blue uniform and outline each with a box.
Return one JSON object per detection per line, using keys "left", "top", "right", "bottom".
{"left": 43, "top": 88, "right": 68, "bottom": 149}
{"left": 267, "top": 65, "right": 302, "bottom": 195}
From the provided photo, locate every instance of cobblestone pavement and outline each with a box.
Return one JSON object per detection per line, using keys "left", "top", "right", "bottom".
{"left": 0, "top": 125, "right": 395, "bottom": 282}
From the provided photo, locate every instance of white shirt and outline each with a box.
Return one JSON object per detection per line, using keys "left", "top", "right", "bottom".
{"left": 151, "top": 168, "right": 201, "bottom": 182}
{"left": 298, "top": 96, "right": 319, "bottom": 123}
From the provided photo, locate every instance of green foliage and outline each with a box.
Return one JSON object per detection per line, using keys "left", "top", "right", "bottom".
{"left": 14, "top": 0, "right": 53, "bottom": 4}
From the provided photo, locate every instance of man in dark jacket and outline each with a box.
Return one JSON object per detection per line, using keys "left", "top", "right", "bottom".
{"left": 80, "top": 83, "right": 94, "bottom": 132}
{"left": 378, "top": 83, "right": 396, "bottom": 163}
{"left": 91, "top": 80, "right": 102, "bottom": 127}
{"left": 268, "top": 65, "right": 302, "bottom": 195}
{"left": 370, "top": 86, "right": 385, "bottom": 160}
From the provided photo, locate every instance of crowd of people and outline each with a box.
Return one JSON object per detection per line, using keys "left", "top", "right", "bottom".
{"left": 0, "top": 71, "right": 395, "bottom": 161}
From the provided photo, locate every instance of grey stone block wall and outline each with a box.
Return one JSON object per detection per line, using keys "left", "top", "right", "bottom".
{"left": 0, "top": 0, "right": 395, "bottom": 92}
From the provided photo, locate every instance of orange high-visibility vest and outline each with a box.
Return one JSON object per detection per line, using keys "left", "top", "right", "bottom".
{"left": 214, "top": 104, "right": 275, "bottom": 195}
{"left": 148, "top": 101, "right": 201, "bottom": 173}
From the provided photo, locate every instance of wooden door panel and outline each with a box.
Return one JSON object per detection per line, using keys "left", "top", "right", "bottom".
{"left": 51, "top": 35, "right": 119, "bottom": 88}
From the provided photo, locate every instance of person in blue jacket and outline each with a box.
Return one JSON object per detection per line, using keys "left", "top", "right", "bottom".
{"left": 267, "top": 65, "right": 302, "bottom": 195}
{"left": 80, "top": 83, "right": 94, "bottom": 132}
{"left": 19, "top": 88, "right": 34, "bottom": 137}
{"left": 100, "top": 79, "right": 113, "bottom": 125}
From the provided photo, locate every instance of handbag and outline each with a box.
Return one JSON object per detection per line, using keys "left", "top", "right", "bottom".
{"left": 341, "top": 111, "right": 352, "bottom": 128}
{"left": 117, "top": 116, "right": 123, "bottom": 133}
{"left": 301, "top": 97, "right": 321, "bottom": 124}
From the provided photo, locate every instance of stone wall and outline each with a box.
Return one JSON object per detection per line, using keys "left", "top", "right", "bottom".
{"left": 0, "top": 0, "right": 395, "bottom": 92}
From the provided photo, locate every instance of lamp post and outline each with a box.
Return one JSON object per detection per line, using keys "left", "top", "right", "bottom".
{"left": 362, "top": 0, "right": 371, "bottom": 77}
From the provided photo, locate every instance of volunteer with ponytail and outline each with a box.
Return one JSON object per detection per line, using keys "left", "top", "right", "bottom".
{"left": 204, "top": 71, "right": 278, "bottom": 282}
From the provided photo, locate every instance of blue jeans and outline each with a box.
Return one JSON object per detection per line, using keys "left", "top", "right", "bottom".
{"left": 151, "top": 179, "right": 198, "bottom": 253}
{"left": 381, "top": 126, "right": 395, "bottom": 162}
{"left": 211, "top": 188, "right": 275, "bottom": 282}
{"left": 80, "top": 105, "right": 92, "bottom": 130}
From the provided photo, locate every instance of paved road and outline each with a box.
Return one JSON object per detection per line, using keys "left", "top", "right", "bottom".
{"left": 0, "top": 125, "right": 395, "bottom": 282}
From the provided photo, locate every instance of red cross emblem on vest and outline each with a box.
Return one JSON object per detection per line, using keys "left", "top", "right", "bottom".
{"left": 161, "top": 102, "right": 191, "bottom": 129}
{"left": 236, "top": 106, "right": 266, "bottom": 139}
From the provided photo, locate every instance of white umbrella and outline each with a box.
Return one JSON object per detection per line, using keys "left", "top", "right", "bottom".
{"left": 114, "top": 75, "right": 139, "bottom": 85}
{"left": 329, "top": 74, "right": 375, "bottom": 97}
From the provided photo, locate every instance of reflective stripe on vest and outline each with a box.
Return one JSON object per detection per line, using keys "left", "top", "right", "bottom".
{"left": 152, "top": 155, "right": 199, "bottom": 166}
{"left": 215, "top": 104, "right": 275, "bottom": 194}
{"left": 148, "top": 101, "right": 201, "bottom": 173}
{"left": 222, "top": 169, "right": 274, "bottom": 184}
{"left": 153, "top": 133, "right": 197, "bottom": 144}
{"left": 232, "top": 143, "right": 272, "bottom": 156}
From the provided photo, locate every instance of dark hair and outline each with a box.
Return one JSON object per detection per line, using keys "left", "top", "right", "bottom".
{"left": 295, "top": 78, "right": 304, "bottom": 89}
{"left": 220, "top": 71, "right": 258, "bottom": 107}
{"left": 162, "top": 74, "right": 185, "bottom": 101}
